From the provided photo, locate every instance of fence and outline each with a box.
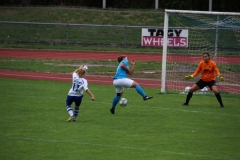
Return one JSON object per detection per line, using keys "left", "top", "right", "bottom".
{"left": 0, "top": 20, "right": 240, "bottom": 94}
{"left": 0, "top": 21, "right": 164, "bottom": 48}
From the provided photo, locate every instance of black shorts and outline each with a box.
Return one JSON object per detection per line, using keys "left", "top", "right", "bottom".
{"left": 195, "top": 79, "right": 216, "bottom": 90}
{"left": 66, "top": 95, "right": 83, "bottom": 107}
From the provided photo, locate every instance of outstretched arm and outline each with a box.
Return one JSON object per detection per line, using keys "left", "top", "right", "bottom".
{"left": 185, "top": 62, "right": 201, "bottom": 80}
{"left": 216, "top": 67, "right": 224, "bottom": 81}
{"left": 86, "top": 89, "right": 95, "bottom": 101}
{"left": 185, "top": 74, "right": 194, "bottom": 80}
{"left": 74, "top": 65, "right": 84, "bottom": 73}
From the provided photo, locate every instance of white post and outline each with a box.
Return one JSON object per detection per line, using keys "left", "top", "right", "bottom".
{"left": 209, "top": 0, "right": 212, "bottom": 11}
{"left": 103, "top": 0, "right": 106, "bottom": 9}
{"left": 213, "top": 15, "right": 219, "bottom": 62}
{"left": 161, "top": 11, "right": 168, "bottom": 93}
{"left": 155, "top": 0, "right": 159, "bottom": 10}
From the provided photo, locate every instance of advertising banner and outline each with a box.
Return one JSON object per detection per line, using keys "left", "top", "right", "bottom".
{"left": 141, "top": 28, "right": 188, "bottom": 47}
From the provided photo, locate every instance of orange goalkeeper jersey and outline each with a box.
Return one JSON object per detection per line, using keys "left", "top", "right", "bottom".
{"left": 193, "top": 60, "right": 220, "bottom": 82}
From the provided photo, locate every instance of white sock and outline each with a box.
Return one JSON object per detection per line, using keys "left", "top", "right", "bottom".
{"left": 66, "top": 105, "right": 74, "bottom": 116}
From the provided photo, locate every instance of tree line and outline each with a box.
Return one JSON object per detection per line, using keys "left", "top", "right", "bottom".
{"left": 1, "top": 0, "right": 240, "bottom": 12}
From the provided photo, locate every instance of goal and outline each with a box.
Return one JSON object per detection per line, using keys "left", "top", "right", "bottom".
{"left": 161, "top": 9, "right": 240, "bottom": 94}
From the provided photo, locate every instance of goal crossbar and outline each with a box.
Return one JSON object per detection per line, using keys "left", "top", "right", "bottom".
{"left": 165, "top": 9, "right": 240, "bottom": 16}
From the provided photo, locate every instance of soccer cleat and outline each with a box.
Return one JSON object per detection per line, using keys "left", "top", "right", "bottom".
{"left": 67, "top": 116, "right": 74, "bottom": 122}
{"left": 110, "top": 108, "right": 115, "bottom": 114}
{"left": 73, "top": 116, "right": 76, "bottom": 121}
{"left": 143, "top": 96, "right": 153, "bottom": 101}
{"left": 182, "top": 103, "right": 188, "bottom": 106}
{"left": 220, "top": 105, "right": 224, "bottom": 108}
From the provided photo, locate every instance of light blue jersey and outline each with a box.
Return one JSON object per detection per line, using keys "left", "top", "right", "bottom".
{"left": 113, "top": 59, "right": 129, "bottom": 79}
{"left": 111, "top": 57, "right": 152, "bottom": 113}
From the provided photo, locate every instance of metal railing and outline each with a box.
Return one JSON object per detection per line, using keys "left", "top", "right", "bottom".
{"left": 0, "top": 21, "right": 163, "bottom": 47}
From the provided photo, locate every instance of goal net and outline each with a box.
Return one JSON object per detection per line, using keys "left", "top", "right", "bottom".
{"left": 161, "top": 9, "right": 240, "bottom": 94}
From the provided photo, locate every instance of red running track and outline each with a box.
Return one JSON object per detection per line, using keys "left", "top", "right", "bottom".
{"left": 0, "top": 49, "right": 163, "bottom": 61}
{"left": 1, "top": 69, "right": 239, "bottom": 93}
{"left": 0, "top": 49, "right": 239, "bottom": 93}
{"left": 0, "top": 49, "right": 162, "bottom": 88}
{"left": 0, "top": 70, "right": 161, "bottom": 89}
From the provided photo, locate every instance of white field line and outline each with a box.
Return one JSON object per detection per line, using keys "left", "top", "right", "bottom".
{"left": 0, "top": 72, "right": 71, "bottom": 80}
{"left": 0, "top": 72, "right": 160, "bottom": 86}
{"left": 0, "top": 78, "right": 239, "bottom": 117}
{"left": 0, "top": 93, "right": 239, "bottom": 117}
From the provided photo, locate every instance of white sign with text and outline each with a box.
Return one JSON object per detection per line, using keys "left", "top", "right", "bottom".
{"left": 141, "top": 28, "right": 188, "bottom": 47}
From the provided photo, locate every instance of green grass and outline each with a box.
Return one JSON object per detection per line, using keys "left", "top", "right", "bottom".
{"left": 0, "top": 57, "right": 162, "bottom": 74}
{"left": 0, "top": 77, "right": 240, "bottom": 160}
{"left": 0, "top": 7, "right": 165, "bottom": 52}
{"left": 1, "top": 58, "right": 239, "bottom": 75}
{"left": 0, "top": 7, "right": 165, "bottom": 25}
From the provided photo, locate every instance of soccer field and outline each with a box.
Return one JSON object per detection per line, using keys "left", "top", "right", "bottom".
{"left": 0, "top": 78, "right": 239, "bottom": 160}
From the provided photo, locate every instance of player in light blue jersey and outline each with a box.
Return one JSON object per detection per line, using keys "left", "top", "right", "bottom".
{"left": 66, "top": 65, "right": 95, "bottom": 122}
{"left": 110, "top": 55, "right": 153, "bottom": 114}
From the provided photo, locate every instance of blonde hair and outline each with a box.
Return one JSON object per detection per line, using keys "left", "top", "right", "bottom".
{"left": 74, "top": 65, "right": 86, "bottom": 78}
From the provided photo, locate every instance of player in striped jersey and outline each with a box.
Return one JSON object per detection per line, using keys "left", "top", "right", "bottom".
{"left": 66, "top": 65, "right": 95, "bottom": 122}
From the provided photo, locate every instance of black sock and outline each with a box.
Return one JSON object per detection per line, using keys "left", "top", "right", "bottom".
{"left": 215, "top": 93, "right": 223, "bottom": 106}
{"left": 185, "top": 92, "right": 193, "bottom": 104}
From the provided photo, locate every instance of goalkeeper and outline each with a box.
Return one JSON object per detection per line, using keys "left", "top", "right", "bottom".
{"left": 183, "top": 52, "right": 224, "bottom": 108}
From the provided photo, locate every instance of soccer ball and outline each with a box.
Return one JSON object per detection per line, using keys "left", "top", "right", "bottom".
{"left": 119, "top": 98, "right": 127, "bottom": 107}
{"left": 201, "top": 87, "right": 208, "bottom": 93}
{"left": 184, "top": 86, "right": 191, "bottom": 93}
{"left": 83, "top": 65, "right": 88, "bottom": 71}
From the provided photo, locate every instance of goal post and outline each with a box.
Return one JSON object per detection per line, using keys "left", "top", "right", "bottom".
{"left": 161, "top": 9, "right": 240, "bottom": 94}
{"left": 161, "top": 12, "right": 169, "bottom": 93}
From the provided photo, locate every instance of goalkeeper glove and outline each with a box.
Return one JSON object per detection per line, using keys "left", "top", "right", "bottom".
{"left": 185, "top": 75, "right": 194, "bottom": 80}
{"left": 217, "top": 75, "right": 224, "bottom": 81}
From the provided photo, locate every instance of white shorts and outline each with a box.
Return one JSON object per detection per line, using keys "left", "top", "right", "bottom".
{"left": 113, "top": 78, "right": 133, "bottom": 93}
